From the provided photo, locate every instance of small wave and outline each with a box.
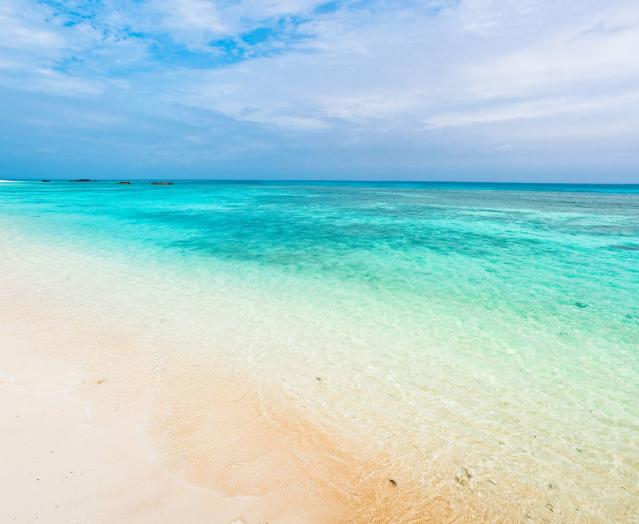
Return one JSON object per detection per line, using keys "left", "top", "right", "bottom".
{"left": 610, "top": 244, "right": 639, "bottom": 251}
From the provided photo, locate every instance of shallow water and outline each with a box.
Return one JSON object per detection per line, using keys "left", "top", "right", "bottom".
{"left": 1, "top": 180, "right": 638, "bottom": 521}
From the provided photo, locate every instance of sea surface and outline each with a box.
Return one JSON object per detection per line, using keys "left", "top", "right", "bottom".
{"left": 1, "top": 180, "right": 638, "bottom": 521}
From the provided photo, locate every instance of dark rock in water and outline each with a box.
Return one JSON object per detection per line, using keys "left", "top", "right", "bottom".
{"left": 72, "top": 179, "right": 91, "bottom": 182}
{"left": 151, "top": 181, "right": 173, "bottom": 185}
{"left": 41, "top": 179, "right": 50, "bottom": 182}
{"left": 388, "top": 479, "right": 397, "bottom": 487}
{"left": 454, "top": 467, "right": 473, "bottom": 486}
{"left": 575, "top": 302, "right": 589, "bottom": 309}
{"left": 610, "top": 244, "right": 639, "bottom": 251}
{"left": 118, "top": 181, "right": 131, "bottom": 184}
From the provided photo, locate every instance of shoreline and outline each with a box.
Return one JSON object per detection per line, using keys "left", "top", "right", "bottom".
{"left": 0, "top": 243, "right": 450, "bottom": 523}
{"left": 1, "top": 222, "right": 636, "bottom": 522}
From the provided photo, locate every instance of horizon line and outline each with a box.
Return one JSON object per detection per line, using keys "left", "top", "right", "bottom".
{"left": 3, "top": 178, "right": 639, "bottom": 186}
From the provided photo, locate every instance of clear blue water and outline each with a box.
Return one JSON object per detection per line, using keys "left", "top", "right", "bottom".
{"left": 1, "top": 180, "right": 638, "bottom": 520}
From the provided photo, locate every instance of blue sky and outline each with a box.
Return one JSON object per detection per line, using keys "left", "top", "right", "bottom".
{"left": 1, "top": 0, "right": 638, "bottom": 181}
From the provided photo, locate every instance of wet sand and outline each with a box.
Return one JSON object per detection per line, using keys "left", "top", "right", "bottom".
{"left": 0, "top": 264, "right": 452, "bottom": 523}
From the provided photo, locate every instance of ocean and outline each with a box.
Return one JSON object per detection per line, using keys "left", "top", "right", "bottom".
{"left": 1, "top": 180, "right": 637, "bottom": 521}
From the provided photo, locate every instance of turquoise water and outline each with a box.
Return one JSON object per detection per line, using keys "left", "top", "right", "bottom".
{"left": 1, "top": 180, "right": 638, "bottom": 520}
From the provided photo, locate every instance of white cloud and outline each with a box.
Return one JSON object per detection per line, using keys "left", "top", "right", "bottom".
{"left": 0, "top": 1, "right": 66, "bottom": 53}
{"left": 28, "top": 68, "right": 104, "bottom": 96}
{"left": 142, "top": 0, "right": 327, "bottom": 49}
{"left": 238, "top": 0, "right": 325, "bottom": 19}
{"left": 151, "top": 0, "right": 227, "bottom": 48}
{"left": 464, "top": 22, "right": 639, "bottom": 99}
{"left": 424, "top": 91, "right": 639, "bottom": 129}
{"left": 171, "top": 0, "right": 639, "bottom": 141}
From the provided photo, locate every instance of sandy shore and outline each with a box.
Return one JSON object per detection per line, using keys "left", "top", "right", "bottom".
{"left": 0, "top": 284, "right": 285, "bottom": 523}
{"left": 0, "top": 256, "right": 451, "bottom": 523}
{"left": 5, "top": 228, "right": 616, "bottom": 524}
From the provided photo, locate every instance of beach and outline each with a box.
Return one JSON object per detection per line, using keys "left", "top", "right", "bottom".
{"left": 1, "top": 181, "right": 637, "bottom": 522}
{"left": 0, "top": 230, "right": 449, "bottom": 523}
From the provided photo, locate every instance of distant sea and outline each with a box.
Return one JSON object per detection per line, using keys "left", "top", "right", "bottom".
{"left": 1, "top": 180, "right": 637, "bottom": 521}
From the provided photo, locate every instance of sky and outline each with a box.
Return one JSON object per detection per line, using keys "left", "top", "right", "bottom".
{"left": 1, "top": 0, "right": 638, "bottom": 182}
